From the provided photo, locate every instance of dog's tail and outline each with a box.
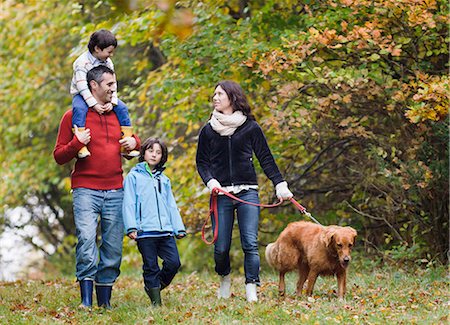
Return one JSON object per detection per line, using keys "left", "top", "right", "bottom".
{"left": 265, "top": 242, "right": 278, "bottom": 269}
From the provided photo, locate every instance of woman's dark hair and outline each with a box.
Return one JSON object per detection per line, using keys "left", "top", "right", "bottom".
{"left": 139, "top": 137, "right": 168, "bottom": 170}
{"left": 88, "top": 29, "right": 118, "bottom": 53}
{"left": 215, "top": 80, "right": 255, "bottom": 120}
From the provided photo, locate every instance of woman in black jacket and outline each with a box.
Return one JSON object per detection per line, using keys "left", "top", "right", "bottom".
{"left": 196, "top": 80, "right": 293, "bottom": 302}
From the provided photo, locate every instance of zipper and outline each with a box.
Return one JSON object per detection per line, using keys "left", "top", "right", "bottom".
{"left": 228, "top": 136, "right": 234, "bottom": 186}
{"left": 150, "top": 172, "right": 163, "bottom": 230}
{"left": 155, "top": 188, "right": 162, "bottom": 230}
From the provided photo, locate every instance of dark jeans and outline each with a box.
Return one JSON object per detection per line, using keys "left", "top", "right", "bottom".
{"left": 212, "top": 189, "right": 260, "bottom": 284}
{"left": 137, "top": 236, "right": 181, "bottom": 289}
{"left": 72, "top": 94, "right": 131, "bottom": 127}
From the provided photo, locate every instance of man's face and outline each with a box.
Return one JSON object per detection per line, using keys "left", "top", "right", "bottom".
{"left": 91, "top": 72, "right": 116, "bottom": 104}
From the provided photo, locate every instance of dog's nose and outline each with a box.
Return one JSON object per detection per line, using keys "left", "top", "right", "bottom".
{"left": 343, "top": 256, "right": 350, "bottom": 264}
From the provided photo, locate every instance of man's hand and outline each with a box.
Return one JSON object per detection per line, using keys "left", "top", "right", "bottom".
{"left": 102, "top": 102, "right": 113, "bottom": 113}
{"left": 127, "top": 231, "right": 137, "bottom": 240}
{"left": 119, "top": 136, "right": 137, "bottom": 151}
{"left": 92, "top": 103, "right": 105, "bottom": 115}
{"left": 74, "top": 125, "right": 91, "bottom": 145}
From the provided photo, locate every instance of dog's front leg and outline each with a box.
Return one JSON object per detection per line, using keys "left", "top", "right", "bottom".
{"left": 305, "top": 271, "right": 319, "bottom": 296}
{"left": 279, "top": 272, "right": 286, "bottom": 296}
{"left": 336, "top": 270, "right": 347, "bottom": 299}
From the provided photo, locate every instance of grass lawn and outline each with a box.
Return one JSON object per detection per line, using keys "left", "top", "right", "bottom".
{"left": 0, "top": 264, "right": 447, "bottom": 324}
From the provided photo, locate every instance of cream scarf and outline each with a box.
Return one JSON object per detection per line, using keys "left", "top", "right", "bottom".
{"left": 209, "top": 110, "right": 247, "bottom": 136}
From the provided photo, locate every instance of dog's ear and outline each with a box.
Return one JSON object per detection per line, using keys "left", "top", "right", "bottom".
{"left": 351, "top": 228, "right": 357, "bottom": 245}
{"left": 322, "top": 227, "right": 336, "bottom": 247}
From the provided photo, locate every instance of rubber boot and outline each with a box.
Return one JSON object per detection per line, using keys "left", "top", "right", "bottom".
{"left": 79, "top": 279, "right": 93, "bottom": 308}
{"left": 120, "top": 126, "right": 140, "bottom": 157}
{"left": 245, "top": 283, "right": 258, "bottom": 302}
{"left": 72, "top": 127, "right": 91, "bottom": 158}
{"left": 95, "top": 284, "right": 112, "bottom": 309}
{"left": 145, "top": 286, "right": 162, "bottom": 306}
{"left": 218, "top": 274, "right": 231, "bottom": 299}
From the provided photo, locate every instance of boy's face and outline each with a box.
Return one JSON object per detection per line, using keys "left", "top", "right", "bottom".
{"left": 94, "top": 45, "right": 115, "bottom": 61}
{"left": 144, "top": 143, "right": 163, "bottom": 170}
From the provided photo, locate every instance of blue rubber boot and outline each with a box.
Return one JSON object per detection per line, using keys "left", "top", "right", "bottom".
{"left": 95, "top": 284, "right": 112, "bottom": 309}
{"left": 79, "top": 279, "right": 93, "bottom": 308}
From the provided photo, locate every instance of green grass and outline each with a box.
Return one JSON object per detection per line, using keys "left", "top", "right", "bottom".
{"left": 0, "top": 265, "right": 448, "bottom": 324}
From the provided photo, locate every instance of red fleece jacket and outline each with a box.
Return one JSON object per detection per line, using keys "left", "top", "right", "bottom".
{"left": 53, "top": 109, "right": 141, "bottom": 190}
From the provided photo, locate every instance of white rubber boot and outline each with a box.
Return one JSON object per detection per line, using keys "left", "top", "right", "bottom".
{"left": 245, "top": 283, "right": 258, "bottom": 302}
{"left": 218, "top": 274, "right": 231, "bottom": 299}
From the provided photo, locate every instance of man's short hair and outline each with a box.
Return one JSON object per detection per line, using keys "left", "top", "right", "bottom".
{"left": 88, "top": 29, "right": 117, "bottom": 53}
{"left": 87, "top": 65, "right": 114, "bottom": 91}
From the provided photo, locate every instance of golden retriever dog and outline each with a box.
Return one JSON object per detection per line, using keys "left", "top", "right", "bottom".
{"left": 265, "top": 221, "right": 357, "bottom": 299}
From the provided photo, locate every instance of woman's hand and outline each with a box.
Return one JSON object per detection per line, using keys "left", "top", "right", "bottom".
{"left": 207, "top": 179, "right": 222, "bottom": 193}
{"left": 276, "top": 181, "right": 293, "bottom": 200}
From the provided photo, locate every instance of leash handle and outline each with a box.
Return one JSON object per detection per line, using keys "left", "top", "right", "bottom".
{"left": 201, "top": 192, "right": 219, "bottom": 245}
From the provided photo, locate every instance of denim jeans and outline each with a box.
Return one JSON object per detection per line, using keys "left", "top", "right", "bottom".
{"left": 137, "top": 236, "right": 181, "bottom": 289}
{"left": 212, "top": 189, "right": 260, "bottom": 284}
{"left": 72, "top": 188, "right": 124, "bottom": 285}
{"left": 72, "top": 94, "right": 131, "bottom": 127}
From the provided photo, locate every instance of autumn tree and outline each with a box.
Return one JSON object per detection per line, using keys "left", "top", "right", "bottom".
{"left": 1, "top": 0, "right": 448, "bottom": 264}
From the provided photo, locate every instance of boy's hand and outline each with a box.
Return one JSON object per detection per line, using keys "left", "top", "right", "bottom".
{"left": 74, "top": 125, "right": 91, "bottom": 145}
{"left": 176, "top": 233, "right": 186, "bottom": 239}
{"left": 92, "top": 103, "right": 105, "bottom": 115}
{"left": 102, "top": 102, "right": 113, "bottom": 113}
{"left": 127, "top": 231, "right": 137, "bottom": 240}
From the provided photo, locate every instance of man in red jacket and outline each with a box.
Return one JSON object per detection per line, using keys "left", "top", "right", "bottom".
{"left": 54, "top": 65, "right": 140, "bottom": 309}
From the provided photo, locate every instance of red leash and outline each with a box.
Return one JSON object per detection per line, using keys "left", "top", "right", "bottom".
{"left": 201, "top": 187, "right": 313, "bottom": 245}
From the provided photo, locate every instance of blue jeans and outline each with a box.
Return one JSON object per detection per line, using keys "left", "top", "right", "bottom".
{"left": 212, "top": 189, "right": 260, "bottom": 284}
{"left": 137, "top": 236, "right": 181, "bottom": 289}
{"left": 72, "top": 188, "right": 124, "bottom": 285}
{"left": 72, "top": 94, "right": 131, "bottom": 127}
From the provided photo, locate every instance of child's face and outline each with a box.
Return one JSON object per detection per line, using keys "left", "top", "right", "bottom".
{"left": 144, "top": 143, "right": 163, "bottom": 169}
{"left": 93, "top": 45, "right": 115, "bottom": 61}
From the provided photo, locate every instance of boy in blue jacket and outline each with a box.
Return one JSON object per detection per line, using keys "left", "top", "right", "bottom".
{"left": 123, "top": 137, "right": 186, "bottom": 306}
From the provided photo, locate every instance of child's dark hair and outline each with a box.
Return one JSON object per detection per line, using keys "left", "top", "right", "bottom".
{"left": 88, "top": 29, "right": 117, "bottom": 53}
{"left": 139, "top": 138, "right": 168, "bottom": 170}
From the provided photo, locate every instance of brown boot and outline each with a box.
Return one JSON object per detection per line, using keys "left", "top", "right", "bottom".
{"left": 121, "top": 126, "right": 139, "bottom": 157}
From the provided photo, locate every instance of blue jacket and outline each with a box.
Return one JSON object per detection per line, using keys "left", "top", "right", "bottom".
{"left": 122, "top": 162, "right": 186, "bottom": 236}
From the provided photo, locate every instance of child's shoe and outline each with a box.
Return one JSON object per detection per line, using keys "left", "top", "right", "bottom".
{"left": 218, "top": 274, "right": 231, "bottom": 299}
{"left": 145, "top": 286, "right": 161, "bottom": 306}
{"left": 120, "top": 126, "right": 140, "bottom": 157}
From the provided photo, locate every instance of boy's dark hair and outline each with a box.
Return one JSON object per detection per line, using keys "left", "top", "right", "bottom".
{"left": 87, "top": 65, "right": 114, "bottom": 91}
{"left": 88, "top": 29, "right": 118, "bottom": 53}
{"left": 139, "top": 138, "right": 168, "bottom": 170}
